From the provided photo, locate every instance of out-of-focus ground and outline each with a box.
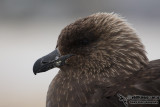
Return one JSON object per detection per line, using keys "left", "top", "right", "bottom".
{"left": 0, "top": 0, "right": 160, "bottom": 107}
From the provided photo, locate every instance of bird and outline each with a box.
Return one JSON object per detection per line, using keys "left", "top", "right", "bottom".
{"left": 33, "top": 13, "right": 160, "bottom": 107}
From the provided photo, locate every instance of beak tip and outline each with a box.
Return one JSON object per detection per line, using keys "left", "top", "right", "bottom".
{"left": 33, "top": 59, "right": 41, "bottom": 75}
{"left": 33, "top": 70, "right": 37, "bottom": 75}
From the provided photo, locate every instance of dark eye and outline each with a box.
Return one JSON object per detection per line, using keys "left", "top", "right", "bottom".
{"left": 79, "top": 39, "right": 89, "bottom": 46}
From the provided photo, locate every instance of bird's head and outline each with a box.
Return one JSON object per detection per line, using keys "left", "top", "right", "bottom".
{"left": 33, "top": 13, "right": 148, "bottom": 77}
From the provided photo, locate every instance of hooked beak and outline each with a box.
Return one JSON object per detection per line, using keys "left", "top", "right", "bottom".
{"left": 33, "top": 49, "right": 73, "bottom": 75}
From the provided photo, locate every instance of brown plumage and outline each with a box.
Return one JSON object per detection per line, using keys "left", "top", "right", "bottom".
{"left": 33, "top": 13, "right": 160, "bottom": 107}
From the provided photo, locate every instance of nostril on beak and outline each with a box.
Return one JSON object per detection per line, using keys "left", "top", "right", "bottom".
{"left": 41, "top": 60, "right": 48, "bottom": 64}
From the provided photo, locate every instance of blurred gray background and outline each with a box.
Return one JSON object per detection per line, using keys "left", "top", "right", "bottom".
{"left": 0, "top": 0, "right": 160, "bottom": 107}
